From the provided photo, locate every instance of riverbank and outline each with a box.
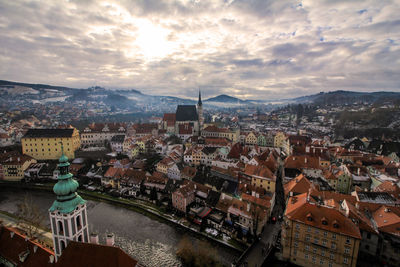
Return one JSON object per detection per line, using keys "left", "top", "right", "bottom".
{"left": 0, "top": 181, "right": 246, "bottom": 253}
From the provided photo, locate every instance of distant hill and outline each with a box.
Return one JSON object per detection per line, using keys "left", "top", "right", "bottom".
{"left": 205, "top": 94, "right": 248, "bottom": 104}
{"left": 292, "top": 90, "right": 400, "bottom": 105}
{"left": 0, "top": 79, "right": 77, "bottom": 92}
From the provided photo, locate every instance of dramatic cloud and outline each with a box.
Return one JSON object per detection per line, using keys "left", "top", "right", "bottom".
{"left": 0, "top": 0, "right": 399, "bottom": 99}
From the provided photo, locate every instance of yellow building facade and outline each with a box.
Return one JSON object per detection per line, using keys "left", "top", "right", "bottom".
{"left": 251, "top": 176, "right": 276, "bottom": 193}
{"left": 3, "top": 155, "right": 36, "bottom": 181}
{"left": 282, "top": 194, "right": 361, "bottom": 267}
{"left": 21, "top": 128, "right": 80, "bottom": 160}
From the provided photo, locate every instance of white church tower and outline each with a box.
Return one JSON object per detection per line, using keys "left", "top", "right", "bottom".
{"left": 49, "top": 147, "right": 89, "bottom": 261}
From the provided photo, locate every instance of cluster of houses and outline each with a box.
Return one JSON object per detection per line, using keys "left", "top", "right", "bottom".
{"left": 1, "top": 104, "right": 400, "bottom": 265}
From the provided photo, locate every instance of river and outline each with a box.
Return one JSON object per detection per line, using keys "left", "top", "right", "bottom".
{"left": 0, "top": 188, "right": 240, "bottom": 266}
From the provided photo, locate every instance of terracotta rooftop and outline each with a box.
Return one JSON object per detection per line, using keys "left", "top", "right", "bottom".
{"left": 284, "top": 155, "right": 321, "bottom": 170}
{"left": 372, "top": 206, "right": 400, "bottom": 236}
{"left": 285, "top": 193, "right": 361, "bottom": 239}
{"left": 0, "top": 225, "right": 55, "bottom": 267}
{"left": 56, "top": 241, "right": 138, "bottom": 267}
{"left": 283, "top": 174, "right": 313, "bottom": 198}
{"left": 244, "top": 164, "right": 275, "bottom": 181}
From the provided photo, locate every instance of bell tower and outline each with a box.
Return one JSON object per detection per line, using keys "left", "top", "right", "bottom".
{"left": 49, "top": 146, "right": 89, "bottom": 261}
{"left": 197, "top": 90, "right": 204, "bottom": 133}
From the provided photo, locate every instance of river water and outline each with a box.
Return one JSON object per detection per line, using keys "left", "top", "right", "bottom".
{"left": 0, "top": 189, "right": 240, "bottom": 266}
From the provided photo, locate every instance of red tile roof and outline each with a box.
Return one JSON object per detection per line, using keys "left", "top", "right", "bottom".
{"left": 244, "top": 164, "right": 275, "bottom": 181}
{"left": 56, "top": 241, "right": 138, "bottom": 267}
{"left": 372, "top": 206, "right": 400, "bottom": 236}
{"left": 285, "top": 193, "right": 361, "bottom": 239}
{"left": 283, "top": 174, "right": 313, "bottom": 198}
{"left": 0, "top": 225, "right": 55, "bottom": 267}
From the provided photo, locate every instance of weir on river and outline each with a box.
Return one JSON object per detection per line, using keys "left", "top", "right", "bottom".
{"left": 0, "top": 189, "right": 240, "bottom": 267}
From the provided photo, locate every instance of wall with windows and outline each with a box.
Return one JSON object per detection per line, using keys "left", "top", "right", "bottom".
{"left": 282, "top": 220, "right": 360, "bottom": 267}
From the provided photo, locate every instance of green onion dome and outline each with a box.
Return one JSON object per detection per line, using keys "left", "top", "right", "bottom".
{"left": 49, "top": 151, "right": 86, "bottom": 214}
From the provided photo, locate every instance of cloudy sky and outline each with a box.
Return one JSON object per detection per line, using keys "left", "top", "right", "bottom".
{"left": 0, "top": 0, "right": 399, "bottom": 100}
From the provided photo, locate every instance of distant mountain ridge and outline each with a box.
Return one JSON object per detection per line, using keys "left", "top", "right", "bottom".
{"left": 1, "top": 79, "right": 399, "bottom": 107}
{"left": 292, "top": 90, "right": 400, "bottom": 105}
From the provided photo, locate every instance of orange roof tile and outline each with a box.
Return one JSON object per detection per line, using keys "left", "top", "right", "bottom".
{"left": 285, "top": 193, "right": 361, "bottom": 239}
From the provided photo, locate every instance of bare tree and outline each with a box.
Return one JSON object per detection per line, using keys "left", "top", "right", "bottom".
{"left": 16, "top": 194, "right": 45, "bottom": 238}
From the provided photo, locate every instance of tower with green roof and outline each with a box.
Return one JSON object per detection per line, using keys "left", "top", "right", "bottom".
{"left": 49, "top": 146, "right": 89, "bottom": 261}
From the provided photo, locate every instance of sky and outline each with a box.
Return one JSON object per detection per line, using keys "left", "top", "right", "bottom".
{"left": 0, "top": 0, "right": 399, "bottom": 100}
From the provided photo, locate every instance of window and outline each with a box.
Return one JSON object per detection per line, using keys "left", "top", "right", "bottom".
{"left": 344, "top": 247, "right": 350, "bottom": 254}
{"left": 315, "top": 229, "right": 319, "bottom": 234}
{"left": 314, "top": 237, "right": 319, "bottom": 244}
{"left": 58, "top": 221, "right": 63, "bottom": 234}
{"left": 328, "top": 262, "right": 333, "bottom": 267}
{"left": 365, "top": 244, "right": 370, "bottom": 250}
{"left": 307, "top": 226, "right": 311, "bottom": 232}
{"left": 305, "top": 253, "right": 309, "bottom": 259}
{"left": 321, "top": 250, "right": 325, "bottom": 257}
{"left": 296, "top": 223, "right": 300, "bottom": 230}
{"left": 367, "top": 233, "right": 371, "bottom": 239}
{"left": 330, "top": 253, "right": 335, "bottom": 260}
{"left": 294, "top": 241, "right": 298, "bottom": 248}
{"left": 305, "top": 245, "right": 310, "bottom": 251}
{"left": 313, "top": 247, "right": 317, "bottom": 253}
{"left": 331, "top": 242, "right": 336, "bottom": 249}
{"left": 294, "top": 249, "right": 297, "bottom": 256}
{"left": 320, "top": 259, "right": 324, "bottom": 265}
{"left": 306, "top": 234, "right": 311, "bottom": 242}
{"left": 332, "top": 234, "right": 336, "bottom": 240}
{"left": 295, "top": 232, "right": 299, "bottom": 239}
{"left": 345, "top": 238, "right": 351, "bottom": 244}
{"left": 344, "top": 257, "right": 348, "bottom": 264}
{"left": 312, "top": 256, "right": 316, "bottom": 263}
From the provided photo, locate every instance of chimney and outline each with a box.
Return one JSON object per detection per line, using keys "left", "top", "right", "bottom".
{"left": 49, "top": 255, "right": 55, "bottom": 263}
{"left": 90, "top": 233, "right": 99, "bottom": 244}
{"left": 106, "top": 234, "right": 115, "bottom": 246}
{"left": 10, "top": 232, "right": 15, "bottom": 238}
{"left": 33, "top": 245, "right": 38, "bottom": 253}
{"left": 357, "top": 168, "right": 360, "bottom": 176}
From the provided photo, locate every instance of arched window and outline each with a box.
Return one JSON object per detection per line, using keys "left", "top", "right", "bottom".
{"left": 76, "top": 215, "right": 81, "bottom": 229}
{"left": 58, "top": 221, "right": 63, "bottom": 234}
{"left": 78, "top": 235, "right": 82, "bottom": 242}
{"left": 60, "top": 240, "right": 66, "bottom": 251}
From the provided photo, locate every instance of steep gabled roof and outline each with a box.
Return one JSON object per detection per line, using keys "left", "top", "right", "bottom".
{"left": 176, "top": 105, "right": 198, "bottom": 121}
{"left": 284, "top": 174, "right": 313, "bottom": 197}
{"left": 23, "top": 128, "right": 74, "bottom": 138}
{"left": 285, "top": 193, "right": 361, "bottom": 239}
{"left": 0, "top": 225, "right": 55, "bottom": 267}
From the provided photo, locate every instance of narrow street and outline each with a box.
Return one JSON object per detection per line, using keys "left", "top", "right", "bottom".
{"left": 234, "top": 160, "right": 286, "bottom": 267}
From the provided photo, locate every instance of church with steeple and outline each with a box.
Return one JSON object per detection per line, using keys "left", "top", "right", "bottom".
{"left": 162, "top": 90, "right": 204, "bottom": 138}
{"left": 49, "top": 146, "right": 89, "bottom": 261}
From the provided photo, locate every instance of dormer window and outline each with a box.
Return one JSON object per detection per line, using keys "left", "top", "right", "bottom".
{"left": 333, "top": 220, "right": 339, "bottom": 228}
{"left": 306, "top": 213, "right": 313, "bottom": 221}
{"left": 322, "top": 217, "right": 328, "bottom": 225}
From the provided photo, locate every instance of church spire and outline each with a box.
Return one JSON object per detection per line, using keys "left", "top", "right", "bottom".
{"left": 198, "top": 90, "right": 202, "bottom": 106}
